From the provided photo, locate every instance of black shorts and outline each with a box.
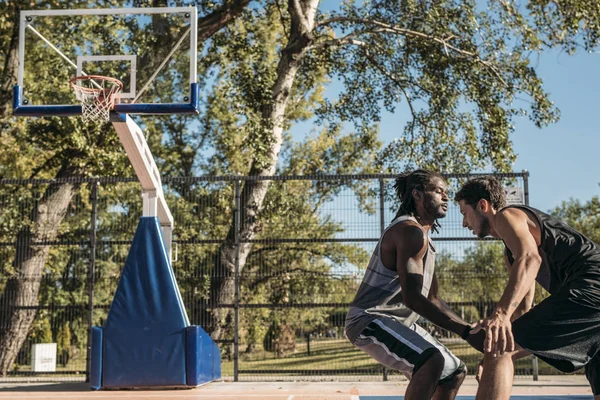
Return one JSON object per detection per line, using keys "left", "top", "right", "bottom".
{"left": 513, "top": 285, "right": 600, "bottom": 394}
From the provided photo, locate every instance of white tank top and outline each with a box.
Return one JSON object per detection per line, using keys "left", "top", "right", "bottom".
{"left": 344, "top": 215, "right": 436, "bottom": 342}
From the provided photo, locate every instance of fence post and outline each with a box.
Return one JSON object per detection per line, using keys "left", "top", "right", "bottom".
{"left": 233, "top": 180, "right": 241, "bottom": 382}
{"left": 522, "top": 170, "right": 530, "bottom": 206}
{"left": 379, "top": 177, "right": 389, "bottom": 382}
{"left": 86, "top": 180, "right": 98, "bottom": 382}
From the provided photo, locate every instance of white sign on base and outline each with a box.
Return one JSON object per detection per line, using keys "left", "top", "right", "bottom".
{"left": 31, "top": 343, "right": 57, "bottom": 372}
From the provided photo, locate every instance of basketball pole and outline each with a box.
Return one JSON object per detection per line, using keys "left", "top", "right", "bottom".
{"left": 112, "top": 114, "right": 174, "bottom": 263}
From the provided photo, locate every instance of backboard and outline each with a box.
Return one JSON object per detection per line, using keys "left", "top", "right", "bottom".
{"left": 13, "top": 7, "right": 198, "bottom": 117}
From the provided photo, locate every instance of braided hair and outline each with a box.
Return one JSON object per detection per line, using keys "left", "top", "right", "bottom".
{"left": 393, "top": 169, "right": 444, "bottom": 233}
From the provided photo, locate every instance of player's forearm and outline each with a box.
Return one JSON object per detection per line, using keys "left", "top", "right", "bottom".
{"left": 406, "top": 293, "right": 469, "bottom": 336}
{"left": 495, "top": 255, "right": 540, "bottom": 318}
{"left": 432, "top": 297, "right": 465, "bottom": 324}
{"left": 510, "top": 286, "right": 534, "bottom": 321}
{"left": 510, "top": 305, "right": 529, "bottom": 321}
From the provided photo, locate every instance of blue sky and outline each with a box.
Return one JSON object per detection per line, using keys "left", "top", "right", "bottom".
{"left": 509, "top": 50, "right": 600, "bottom": 212}
{"left": 291, "top": 2, "right": 600, "bottom": 214}
{"left": 295, "top": 47, "right": 600, "bottom": 214}
{"left": 297, "top": 50, "right": 599, "bottom": 214}
{"left": 373, "top": 53, "right": 600, "bottom": 214}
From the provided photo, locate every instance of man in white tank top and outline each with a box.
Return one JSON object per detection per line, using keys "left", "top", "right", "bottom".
{"left": 345, "top": 169, "right": 485, "bottom": 400}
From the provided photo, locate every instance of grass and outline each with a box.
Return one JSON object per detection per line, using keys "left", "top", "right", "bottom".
{"left": 223, "top": 337, "right": 584, "bottom": 377}
{"left": 10, "top": 337, "right": 583, "bottom": 379}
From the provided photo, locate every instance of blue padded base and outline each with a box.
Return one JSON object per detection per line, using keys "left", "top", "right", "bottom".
{"left": 101, "top": 217, "right": 189, "bottom": 388}
{"left": 186, "top": 326, "right": 222, "bottom": 386}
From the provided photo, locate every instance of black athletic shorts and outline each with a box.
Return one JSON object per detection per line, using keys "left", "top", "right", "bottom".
{"left": 512, "top": 280, "right": 600, "bottom": 395}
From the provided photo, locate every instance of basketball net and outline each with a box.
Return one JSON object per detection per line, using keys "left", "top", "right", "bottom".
{"left": 70, "top": 75, "right": 123, "bottom": 123}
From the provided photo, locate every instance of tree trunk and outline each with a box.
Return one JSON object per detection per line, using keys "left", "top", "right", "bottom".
{"left": 0, "top": 2, "right": 20, "bottom": 117}
{"left": 209, "top": 0, "right": 319, "bottom": 341}
{"left": 0, "top": 182, "right": 76, "bottom": 376}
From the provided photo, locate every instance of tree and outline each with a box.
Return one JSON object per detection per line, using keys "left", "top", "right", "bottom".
{"left": 436, "top": 241, "right": 507, "bottom": 327}
{"left": 56, "top": 322, "right": 72, "bottom": 367}
{"left": 2, "top": 0, "right": 600, "bottom": 371}
{"left": 0, "top": 0, "right": 250, "bottom": 375}
{"left": 184, "top": 0, "right": 600, "bottom": 339}
{"left": 551, "top": 196, "right": 600, "bottom": 244}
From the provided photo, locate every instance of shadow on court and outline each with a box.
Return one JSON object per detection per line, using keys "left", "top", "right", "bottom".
{"left": 0, "top": 383, "right": 91, "bottom": 392}
{"left": 0, "top": 380, "right": 593, "bottom": 399}
{"left": 361, "top": 397, "right": 593, "bottom": 400}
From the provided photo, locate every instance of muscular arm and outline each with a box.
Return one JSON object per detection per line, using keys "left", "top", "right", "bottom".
{"left": 494, "top": 209, "right": 542, "bottom": 320}
{"left": 512, "top": 286, "right": 535, "bottom": 321}
{"left": 504, "top": 251, "right": 535, "bottom": 321}
{"left": 389, "top": 224, "right": 471, "bottom": 336}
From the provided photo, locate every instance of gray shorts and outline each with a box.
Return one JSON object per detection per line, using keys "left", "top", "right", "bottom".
{"left": 352, "top": 317, "right": 464, "bottom": 382}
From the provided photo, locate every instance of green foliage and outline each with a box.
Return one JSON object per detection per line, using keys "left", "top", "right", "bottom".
{"left": 263, "top": 315, "right": 296, "bottom": 357}
{"left": 1, "top": 0, "right": 600, "bottom": 370}
{"left": 550, "top": 196, "right": 600, "bottom": 244}
{"left": 30, "top": 314, "right": 53, "bottom": 344}
{"left": 436, "top": 241, "right": 508, "bottom": 322}
{"left": 56, "top": 322, "right": 72, "bottom": 367}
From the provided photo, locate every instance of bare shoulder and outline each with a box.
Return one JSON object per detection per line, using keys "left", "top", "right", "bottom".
{"left": 494, "top": 207, "right": 538, "bottom": 245}
{"left": 495, "top": 207, "right": 529, "bottom": 228}
{"left": 382, "top": 220, "right": 427, "bottom": 256}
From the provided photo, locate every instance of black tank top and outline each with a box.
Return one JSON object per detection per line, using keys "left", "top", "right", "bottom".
{"left": 503, "top": 205, "right": 600, "bottom": 294}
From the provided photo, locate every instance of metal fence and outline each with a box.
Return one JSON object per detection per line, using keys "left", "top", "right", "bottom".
{"left": 0, "top": 172, "right": 553, "bottom": 383}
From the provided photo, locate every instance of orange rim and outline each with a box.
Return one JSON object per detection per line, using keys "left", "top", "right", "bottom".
{"left": 69, "top": 75, "right": 123, "bottom": 94}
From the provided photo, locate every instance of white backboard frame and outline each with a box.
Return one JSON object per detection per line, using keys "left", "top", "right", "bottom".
{"left": 14, "top": 6, "right": 199, "bottom": 116}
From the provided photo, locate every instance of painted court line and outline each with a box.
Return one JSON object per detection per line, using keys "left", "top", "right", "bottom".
{"left": 359, "top": 397, "right": 593, "bottom": 400}
{"left": 0, "top": 395, "right": 352, "bottom": 399}
{"left": 3, "top": 396, "right": 593, "bottom": 399}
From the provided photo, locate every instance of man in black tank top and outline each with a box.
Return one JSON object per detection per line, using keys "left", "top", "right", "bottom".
{"left": 455, "top": 176, "right": 600, "bottom": 400}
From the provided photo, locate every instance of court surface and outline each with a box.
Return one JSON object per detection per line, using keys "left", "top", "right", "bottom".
{"left": 0, "top": 376, "right": 594, "bottom": 400}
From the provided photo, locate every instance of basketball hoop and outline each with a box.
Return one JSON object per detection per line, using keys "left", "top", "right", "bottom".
{"left": 70, "top": 75, "right": 123, "bottom": 123}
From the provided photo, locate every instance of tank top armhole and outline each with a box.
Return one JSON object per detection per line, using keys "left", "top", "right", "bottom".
{"left": 500, "top": 205, "right": 545, "bottom": 245}
{"left": 378, "top": 215, "right": 424, "bottom": 272}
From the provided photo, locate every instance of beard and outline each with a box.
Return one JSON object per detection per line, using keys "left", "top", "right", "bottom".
{"left": 425, "top": 199, "right": 447, "bottom": 219}
{"left": 477, "top": 215, "right": 491, "bottom": 238}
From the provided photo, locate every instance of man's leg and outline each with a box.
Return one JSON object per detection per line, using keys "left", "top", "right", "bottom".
{"left": 352, "top": 319, "right": 447, "bottom": 398}
{"left": 411, "top": 323, "right": 467, "bottom": 400}
{"left": 475, "top": 349, "right": 529, "bottom": 400}
{"left": 404, "top": 351, "right": 445, "bottom": 400}
{"left": 432, "top": 365, "right": 467, "bottom": 400}
{"left": 585, "top": 352, "right": 600, "bottom": 400}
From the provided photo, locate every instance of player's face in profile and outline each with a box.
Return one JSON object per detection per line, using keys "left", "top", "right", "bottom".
{"left": 458, "top": 200, "right": 490, "bottom": 238}
{"left": 422, "top": 177, "right": 449, "bottom": 219}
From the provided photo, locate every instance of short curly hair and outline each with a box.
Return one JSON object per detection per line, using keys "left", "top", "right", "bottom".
{"left": 454, "top": 176, "right": 506, "bottom": 210}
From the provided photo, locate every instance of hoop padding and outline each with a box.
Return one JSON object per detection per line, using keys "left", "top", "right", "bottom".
{"left": 70, "top": 75, "right": 123, "bottom": 123}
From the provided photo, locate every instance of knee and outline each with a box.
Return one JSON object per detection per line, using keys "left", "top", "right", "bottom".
{"left": 455, "top": 364, "right": 467, "bottom": 381}
{"left": 442, "top": 363, "right": 467, "bottom": 387}
{"left": 482, "top": 351, "right": 514, "bottom": 366}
